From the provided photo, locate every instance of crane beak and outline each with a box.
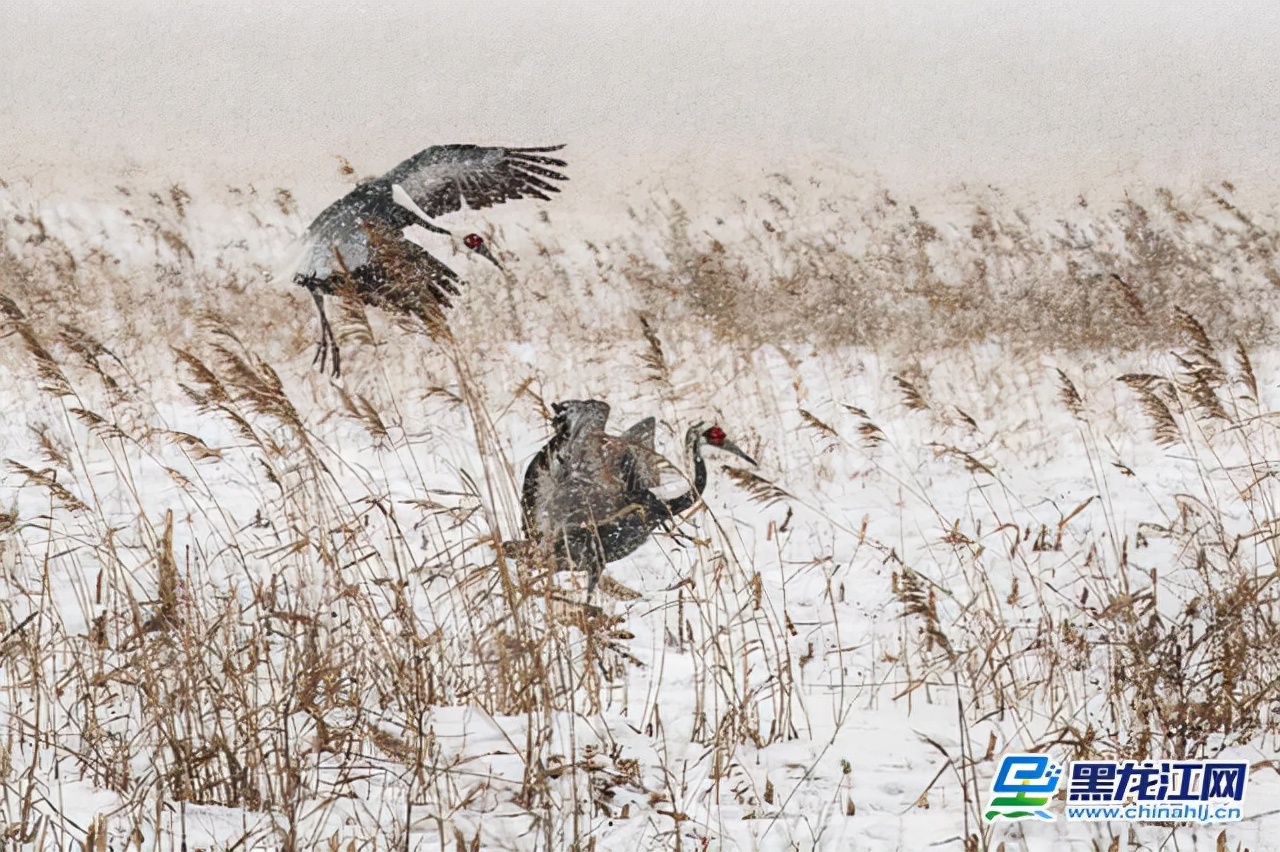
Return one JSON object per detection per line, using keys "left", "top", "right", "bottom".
{"left": 720, "top": 439, "right": 757, "bottom": 467}
{"left": 473, "top": 242, "right": 504, "bottom": 270}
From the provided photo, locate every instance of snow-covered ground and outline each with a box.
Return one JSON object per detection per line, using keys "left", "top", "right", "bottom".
{"left": 2, "top": 164, "right": 1280, "bottom": 851}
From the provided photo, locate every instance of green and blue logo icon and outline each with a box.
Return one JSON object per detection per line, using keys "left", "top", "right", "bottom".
{"left": 984, "top": 754, "right": 1062, "bottom": 822}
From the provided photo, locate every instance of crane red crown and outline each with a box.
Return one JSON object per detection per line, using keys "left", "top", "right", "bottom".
{"left": 705, "top": 426, "right": 726, "bottom": 446}
{"left": 464, "top": 234, "right": 484, "bottom": 250}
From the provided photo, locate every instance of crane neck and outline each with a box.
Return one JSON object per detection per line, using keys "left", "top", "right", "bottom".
{"left": 664, "top": 440, "right": 708, "bottom": 517}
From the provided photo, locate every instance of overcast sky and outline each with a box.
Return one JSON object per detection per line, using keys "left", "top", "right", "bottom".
{"left": 4, "top": 1, "right": 1279, "bottom": 196}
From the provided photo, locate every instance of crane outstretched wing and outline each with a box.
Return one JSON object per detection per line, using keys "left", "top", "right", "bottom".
{"left": 382, "top": 145, "right": 568, "bottom": 218}
{"left": 620, "top": 417, "right": 656, "bottom": 449}
{"left": 617, "top": 417, "right": 662, "bottom": 490}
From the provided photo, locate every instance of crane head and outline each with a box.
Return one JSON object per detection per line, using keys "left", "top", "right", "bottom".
{"left": 463, "top": 233, "right": 503, "bottom": 270}
{"left": 688, "top": 422, "right": 757, "bottom": 466}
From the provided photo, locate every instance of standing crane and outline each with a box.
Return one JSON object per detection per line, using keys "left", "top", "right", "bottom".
{"left": 293, "top": 144, "right": 568, "bottom": 375}
{"left": 513, "top": 399, "right": 756, "bottom": 594}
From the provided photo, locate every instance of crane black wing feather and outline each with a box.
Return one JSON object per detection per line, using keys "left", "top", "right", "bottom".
{"left": 382, "top": 145, "right": 569, "bottom": 218}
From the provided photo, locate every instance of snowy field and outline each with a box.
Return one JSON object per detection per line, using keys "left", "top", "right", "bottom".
{"left": 3, "top": 162, "right": 1280, "bottom": 852}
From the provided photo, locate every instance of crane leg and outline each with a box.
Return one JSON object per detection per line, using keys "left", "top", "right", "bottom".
{"left": 310, "top": 290, "right": 341, "bottom": 377}
{"left": 583, "top": 532, "right": 607, "bottom": 601}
